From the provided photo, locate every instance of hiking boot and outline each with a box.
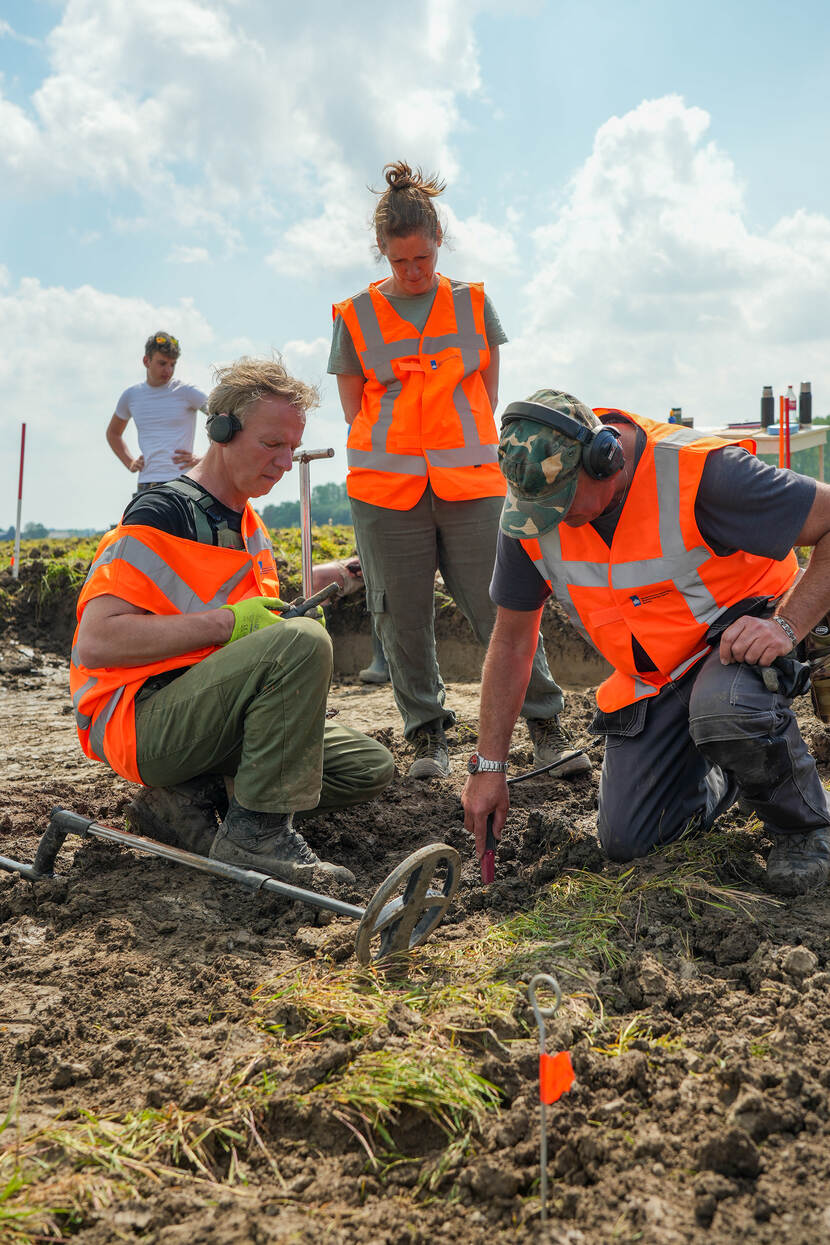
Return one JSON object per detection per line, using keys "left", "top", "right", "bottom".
{"left": 526, "top": 717, "right": 592, "bottom": 775}
{"left": 765, "top": 827, "right": 830, "bottom": 897}
{"left": 208, "top": 796, "right": 355, "bottom": 885}
{"left": 408, "top": 727, "right": 450, "bottom": 779}
{"left": 125, "top": 775, "right": 228, "bottom": 856}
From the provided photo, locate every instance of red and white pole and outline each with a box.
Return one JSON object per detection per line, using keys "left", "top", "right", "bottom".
{"left": 12, "top": 423, "right": 26, "bottom": 580}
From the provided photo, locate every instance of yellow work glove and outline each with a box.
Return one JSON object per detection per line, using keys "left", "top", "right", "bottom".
{"left": 221, "top": 596, "right": 289, "bottom": 644}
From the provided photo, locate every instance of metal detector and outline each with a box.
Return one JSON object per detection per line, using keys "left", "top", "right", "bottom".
{"left": 0, "top": 811, "right": 460, "bottom": 966}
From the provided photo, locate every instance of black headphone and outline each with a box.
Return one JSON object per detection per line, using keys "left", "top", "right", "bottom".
{"left": 501, "top": 400, "right": 625, "bottom": 480}
{"left": 206, "top": 411, "right": 242, "bottom": 444}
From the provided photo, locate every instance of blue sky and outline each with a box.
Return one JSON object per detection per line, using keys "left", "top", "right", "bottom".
{"left": 2, "top": 0, "right": 829, "bottom": 529}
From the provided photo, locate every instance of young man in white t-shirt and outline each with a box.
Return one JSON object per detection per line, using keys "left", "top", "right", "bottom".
{"left": 106, "top": 331, "right": 208, "bottom": 494}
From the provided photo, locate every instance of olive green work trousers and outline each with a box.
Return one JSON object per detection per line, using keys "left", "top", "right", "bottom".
{"left": 351, "top": 489, "right": 565, "bottom": 739}
{"left": 134, "top": 618, "right": 394, "bottom": 814}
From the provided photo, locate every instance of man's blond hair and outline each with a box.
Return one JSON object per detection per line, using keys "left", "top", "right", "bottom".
{"left": 207, "top": 355, "right": 319, "bottom": 424}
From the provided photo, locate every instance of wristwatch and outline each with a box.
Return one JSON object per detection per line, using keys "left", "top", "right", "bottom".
{"left": 468, "top": 753, "right": 508, "bottom": 775}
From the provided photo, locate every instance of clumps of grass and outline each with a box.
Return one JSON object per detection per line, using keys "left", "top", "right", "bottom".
{"left": 0, "top": 1077, "right": 65, "bottom": 1243}
{"left": 491, "top": 849, "right": 779, "bottom": 979}
{"left": 255, "top": 956, "right": 519, "bottom": 1156}
{"left": 590, "top": 1015, "right": 684, "bottom": 1058}
{"left": 256, "top": 957, "right": 520, "bottom": 1049}
{"left": 0, "top": 1080, "right": 282, "bottom": 1239}
{"left": 257, "top": 964, "right": 410, "bottom": 1043}
{"left": 307, "top": 1046, "right": 500, "bottom": 1152}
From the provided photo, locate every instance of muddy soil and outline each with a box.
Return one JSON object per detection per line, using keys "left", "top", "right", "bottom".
{"left": 4, "top": 632, "right": 830, "bottom": 1244}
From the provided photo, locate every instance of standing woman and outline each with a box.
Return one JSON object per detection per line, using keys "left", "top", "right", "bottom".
{"left": 329, "top": 161, "right": 590, "bottom": 780}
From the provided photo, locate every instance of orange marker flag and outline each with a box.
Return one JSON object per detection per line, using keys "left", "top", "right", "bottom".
{"left": 539, "top": 1050, "right": 574, "bottom": 1104}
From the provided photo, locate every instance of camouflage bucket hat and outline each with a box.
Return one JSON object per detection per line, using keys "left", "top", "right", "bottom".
{"left": 498, "top": 389, "right": 601, "bottom": 539}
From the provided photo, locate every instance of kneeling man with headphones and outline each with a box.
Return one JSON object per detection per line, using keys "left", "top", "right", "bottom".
{"left": 462, "top": 388, "right": 830, "bottom": 898}
{"left": 71, "top": 356, "right": 393, "bottom": 883}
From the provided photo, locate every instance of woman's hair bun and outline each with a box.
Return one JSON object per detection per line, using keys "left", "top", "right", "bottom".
{"left": 385, "top": 161, "right": 416, "bottom": 191}
{"left": 373, "top": 160, "right": 445, "bottom": 242}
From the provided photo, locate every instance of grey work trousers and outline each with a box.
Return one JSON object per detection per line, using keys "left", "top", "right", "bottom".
{"left": 135, "top": 619, "right": 394, "bottom": 814}
{"left": 597, "top": 647, "right": 830, "bottom": 860}
{"left": 350, "top": 489, "right": 564, "bottom": 739}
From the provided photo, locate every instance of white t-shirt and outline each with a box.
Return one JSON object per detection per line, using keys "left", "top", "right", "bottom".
{"left": 114, "top": 379, "right": 208, "bottom": 483}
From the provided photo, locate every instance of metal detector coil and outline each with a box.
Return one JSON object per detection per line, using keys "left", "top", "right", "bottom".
{"left": 2, "top": 809, "right": 460, "bottom": 965}
{"left": 354, "top": 843, "right": 460, "bottom": 965}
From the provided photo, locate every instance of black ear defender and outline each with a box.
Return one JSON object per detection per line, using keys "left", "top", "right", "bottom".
{"left": 206, "top": 411, "right": 242, "bottom": 444}
{"left": 501, "top": 400, "right": 624, "bottom": 480}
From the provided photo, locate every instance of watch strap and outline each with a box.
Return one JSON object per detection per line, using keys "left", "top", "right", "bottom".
{"left": 469, "top": 752, "right": 508, "bottom": 774}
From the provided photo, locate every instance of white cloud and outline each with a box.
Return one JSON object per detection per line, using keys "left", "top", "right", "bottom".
{"left": 505, "top": 96, "right": 830, "bottom": 424}
{"left": 0, "top": 19, "right": 40, "bottom": 46}
{"left": 0, "top": 0, "right": 492, "bottom": 248}
{"left": 167, "top": 245, "right": 210, "bottom": 264}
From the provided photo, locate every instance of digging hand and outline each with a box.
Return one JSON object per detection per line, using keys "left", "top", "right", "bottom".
{"left": 221, "top": 596, "right": 290, "bottom": 644}
{"left": 461, "top": 772, "right": 509, "bottom": 863}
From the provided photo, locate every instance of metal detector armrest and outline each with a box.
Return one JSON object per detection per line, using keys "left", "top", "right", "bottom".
{"left": 32, "top": 808, "right": 93, "bottom": 877}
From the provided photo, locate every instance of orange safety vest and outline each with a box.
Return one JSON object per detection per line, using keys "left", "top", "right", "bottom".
{"left": 69, "top": 506, "right": 279, "bottom": 784}
{"left": 334, "top": 275, "right": 506, "bottom": 509}
{"left": 520, "top": 411, "right": 799, "bottom": 713}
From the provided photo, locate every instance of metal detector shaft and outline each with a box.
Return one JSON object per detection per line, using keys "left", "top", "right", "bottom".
{"left": 292, "top": 447, "right": 335, "bottom": 597}
{"left": 44, "top": 811, "right": 364, "bottom": 918}
{"left": 18, "top": 810, "right": 460, "bottom": 965}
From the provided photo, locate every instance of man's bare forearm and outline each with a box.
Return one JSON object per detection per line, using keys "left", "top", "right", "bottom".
{"left": 778, "top": 533, "right": 830, "bottom": 639}
{"left": 76, "top": 603, "right": 233, "bottom": 669}
{"left": 106, "top": 429, "right": 136, "bottom": 471}
{"left": 476, "top": 606, "right": 541, "bottom": 757}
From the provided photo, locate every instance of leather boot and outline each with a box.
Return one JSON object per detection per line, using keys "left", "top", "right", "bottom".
{"left": 125, "top": 775, "right": 228, "bottom": 856}
{"left": 209, "top": 796, "right": 355, "bottom": 885}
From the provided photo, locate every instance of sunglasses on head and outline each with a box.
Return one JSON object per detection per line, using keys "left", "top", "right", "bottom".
{"left": 154, "top": 333, "right": 179, "bottom": 351}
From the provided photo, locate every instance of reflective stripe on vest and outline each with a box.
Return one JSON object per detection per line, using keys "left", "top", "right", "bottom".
{"left": 523, "top": 411, "right": 798, "bottom": 711}
{"left": 83, "top": 532, "right": 253, "bottom": 613}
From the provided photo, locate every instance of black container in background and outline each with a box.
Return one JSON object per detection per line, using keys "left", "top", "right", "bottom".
{"left": 761, "top": 385, "right": 774, "bottom": 429}
{"left": 800, "top": 381, "right": 812, "bottom": 426}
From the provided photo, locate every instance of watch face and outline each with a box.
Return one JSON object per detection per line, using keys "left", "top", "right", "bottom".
{"left": 467, "top": 753, "right": 480, "bottom": 774}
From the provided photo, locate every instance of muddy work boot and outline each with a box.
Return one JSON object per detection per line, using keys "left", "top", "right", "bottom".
{"left": 208, "top": 796, "right": 355, "bottom": 885}
{"left": 765, "top": 827, "right": 830, "bottom": 897}
{"left": 526, "top": 716, "right": 592, "bottom": 776}
{"left": 125, "top": 775, "right": 228, "bottom": 856}
{"left": 408, "top": 726, "right": 450, "bottom": 779}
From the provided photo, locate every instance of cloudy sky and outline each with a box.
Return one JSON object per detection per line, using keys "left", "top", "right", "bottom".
{"left": 2, "top": 0, "right": 829, "bottom": 530}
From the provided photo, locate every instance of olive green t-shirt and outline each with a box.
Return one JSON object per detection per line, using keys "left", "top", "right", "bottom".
{"left": 327, "top": 284, "right": 507, "bottom": 375}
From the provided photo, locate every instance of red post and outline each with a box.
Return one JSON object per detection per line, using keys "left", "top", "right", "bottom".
{"left": 12, "top": 423, "right": 26, "bottom": 579}
{"left": 778, "top": 396, "right": 785, "bottom": 469}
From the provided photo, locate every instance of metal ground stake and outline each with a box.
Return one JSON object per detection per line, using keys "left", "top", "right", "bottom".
{"left": 528, "top": 972, "right": 575, "bottom": 1223}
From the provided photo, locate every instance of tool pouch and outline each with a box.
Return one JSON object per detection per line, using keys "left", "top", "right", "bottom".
{"left": 804, "top": 614, "right": 830, "bottom": 724}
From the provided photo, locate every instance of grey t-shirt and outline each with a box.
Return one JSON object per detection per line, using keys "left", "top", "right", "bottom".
{"left": 491, "top": 425, "right": 815, "bottom": 614}
{"left": 328, "top": 284, "right": 507, "bottom": 375}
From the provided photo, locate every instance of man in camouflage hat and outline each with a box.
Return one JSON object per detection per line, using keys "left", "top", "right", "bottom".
{"left": 462, "top": 389, "right": 830, "bottom": 898}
